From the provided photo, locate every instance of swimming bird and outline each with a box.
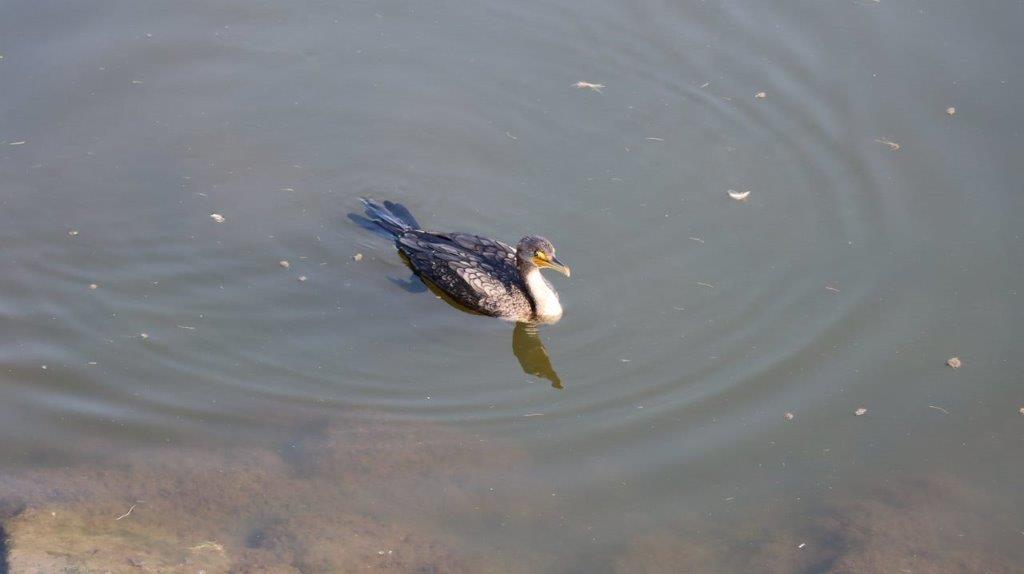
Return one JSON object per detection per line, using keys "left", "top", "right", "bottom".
{"left": 351, "top": 199, "right": 570, "bottom": 323}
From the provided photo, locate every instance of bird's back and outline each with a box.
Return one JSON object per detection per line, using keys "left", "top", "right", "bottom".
{"left": 351, "top": 199, "right": 539, "bottom": 321}
{"left": 395, "top": 230, "right": 534, "bottom": 320}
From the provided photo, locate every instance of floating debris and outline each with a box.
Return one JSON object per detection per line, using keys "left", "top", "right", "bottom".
{"left": 689, "top": 237, "right": 704, "bottom": 243}
{"left": 784, "top": 412, "right": 795, "bottom": 421}
{"left": 797, "top": 542, "right": 806, "bottom": 549}
{"left": 279, "top": 260, "right": 291, "bottom": 269}
{"left": 727, "top": 189, "right": 751, "bottom": 201}
{"left": 115, "top": 504, "right": 136, "bottom": 521}
{"left": 755, "top": 91, "right": 767, "bottom": 99}
{"left": 572, "top": 81, "right": 605, "bottom": 93}
{"left": 353, "top": 253, "right": 363, "bottom": 262}
{"left": 825, "top": 284, "right": 841, "bottom": 293}
{"left": 298, "top": 275, "right": 308, "bottom": 282}
{"left": 874, "top": 138, "right": 900, "bottom": 151}
{"left": 209, "top": 213, "right": 225, "bottom": 223}
{"left": 190, "top": 541, "right": 225, "bottom": 554}
{"left": 946, "top": 106, "right": 956, "bottom": 116}
{"left": 9, "top": 141, "right": 26, "bottom": 146}
{"left": 928, "top": 405, "right": 950, "bottom": 415}
{"left": 854, "top": 407, "right": 868, "bottom": 416}
{"left": 946, "top": 356, "right": 962, "bottom": 369}
{"left": 88, "top": 283, "right": 98, "bottom": 290}
{"left": 139, "top": 333, "right": 149, "bottom": 340}
{"left": 696, "top": 282, "right": 715, "bottom": 289}
{"left": 67, "top": 229, "right": 79, "bottom": 237}
{"left": 1018, "top": 407, "right": 1024, "bottom": 416}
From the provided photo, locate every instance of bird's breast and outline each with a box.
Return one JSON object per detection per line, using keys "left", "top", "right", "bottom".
{"left": 525, "top": 269, "right": 563, "bottom": 322}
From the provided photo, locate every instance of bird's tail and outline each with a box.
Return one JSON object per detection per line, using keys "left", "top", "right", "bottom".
{"left": 348, "top": 198, "right": 422, "bottom": 238}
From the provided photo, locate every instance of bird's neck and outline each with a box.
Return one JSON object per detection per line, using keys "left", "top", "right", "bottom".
{"left": 523, "top": 267, "right": 562, "bottom": 322}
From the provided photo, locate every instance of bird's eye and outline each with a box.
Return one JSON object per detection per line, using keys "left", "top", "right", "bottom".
{"left": 535, "top": 250, "right": 546, "bottom": 260}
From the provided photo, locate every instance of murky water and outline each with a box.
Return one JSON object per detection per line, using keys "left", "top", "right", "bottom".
{"left": 1, "top": 1, "right": 1022, "bottom": 571}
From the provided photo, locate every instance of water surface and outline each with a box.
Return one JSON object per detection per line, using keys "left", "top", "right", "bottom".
{"left": 1, "top": 0, "right": 1022, "bottom": 571}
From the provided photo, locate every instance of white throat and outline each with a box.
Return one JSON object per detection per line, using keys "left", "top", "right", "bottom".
{"left": 525, "top": 267, "right": 562, "bottom": 321}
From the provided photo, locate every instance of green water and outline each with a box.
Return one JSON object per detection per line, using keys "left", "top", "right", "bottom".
{"left": 1, "top": 1, "right": 1021, "bottom": 571}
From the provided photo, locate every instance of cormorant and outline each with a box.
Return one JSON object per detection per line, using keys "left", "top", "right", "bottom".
{"left": 352, "top": 199, "right": 570, "bottom": 323}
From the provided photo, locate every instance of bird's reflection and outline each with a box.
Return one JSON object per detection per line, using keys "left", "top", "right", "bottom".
{"left": 391, "top": 271, "right": 564, "bottom": 388}
{"left": 512, "top": 322, "right": 562, "bottom": 389}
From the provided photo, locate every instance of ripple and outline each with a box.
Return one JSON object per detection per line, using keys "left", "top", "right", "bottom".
{"left": 0, "top": 1, "right": 1018, "bottom": 541}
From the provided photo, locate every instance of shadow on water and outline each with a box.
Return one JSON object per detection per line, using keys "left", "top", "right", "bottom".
{"left": 387, "top": 272, "right": 429, "bottom": 293}
{"left": 0, "top": 527, "right": 7, "bottom": 574}
{"left": 0, "top": 499, "right": 24, "bottom": 574}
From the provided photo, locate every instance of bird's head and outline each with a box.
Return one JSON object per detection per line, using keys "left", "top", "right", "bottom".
{"left": 516, "top": 235, "right": 570, "bottom": 277}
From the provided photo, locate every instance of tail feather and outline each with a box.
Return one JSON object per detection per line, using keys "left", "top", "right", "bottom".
{"left": 347, "top": 213, "right": 395, "bottom": 239}
{"left": 381, "top": 200, "right": 421, "bottom": 230}
{"left": 353, "top": 198, "right": 419, "bottom": 238}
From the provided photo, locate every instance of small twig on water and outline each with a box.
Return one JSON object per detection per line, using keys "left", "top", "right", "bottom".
{"left": 928, "top": 405, "right": 950, "bottom": 415}
{"left": 116, "top": 504, "right": 136, "bottom": 521}
{"left": 874, "top": 138, "right": 901, "bottom": 151}
{"left": 190, "top": 541, "right": 225, "bottom": 553}
{"left": 572, "top": 81, "right": 605, "bottom": 93}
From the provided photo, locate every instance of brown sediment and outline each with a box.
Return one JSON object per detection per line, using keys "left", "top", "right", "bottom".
{"left": 615, "top": 475, "right": 1020, "bottom": 574}
{"left": 819, "top": 476, "right": 1018, "bottom": 574}
{"left": 0, "top": 415, "right": 551, "bottom": 574}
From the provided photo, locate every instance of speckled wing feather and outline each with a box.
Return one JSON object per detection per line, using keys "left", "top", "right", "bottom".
{"left": 395, "top": 231, "right": 528, "bottom": 317}
{"left": 446, "top": 233, "right": 517, "bottom": 261}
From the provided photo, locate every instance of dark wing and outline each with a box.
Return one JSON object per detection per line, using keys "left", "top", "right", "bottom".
{"left": 446, "top": 233, "right": 516, "bottom": 262}
{"left": 395, "top": 231, "right": 517, "bottom": 314}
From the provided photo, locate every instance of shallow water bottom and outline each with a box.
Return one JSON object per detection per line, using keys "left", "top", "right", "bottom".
{"left": 1, "top": 0, "right": 1023, "bottom": 572}
{"left": 1, "top": 412, "right": 1019, "bottom": 574}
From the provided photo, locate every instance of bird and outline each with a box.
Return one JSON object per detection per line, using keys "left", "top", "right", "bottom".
{"left": 351, "top": 198, "right": 571, "bottom": 323}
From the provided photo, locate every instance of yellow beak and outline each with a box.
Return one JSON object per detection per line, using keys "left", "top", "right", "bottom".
{"left": 535, "top": 256, "right": 571, "bottom": 278}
